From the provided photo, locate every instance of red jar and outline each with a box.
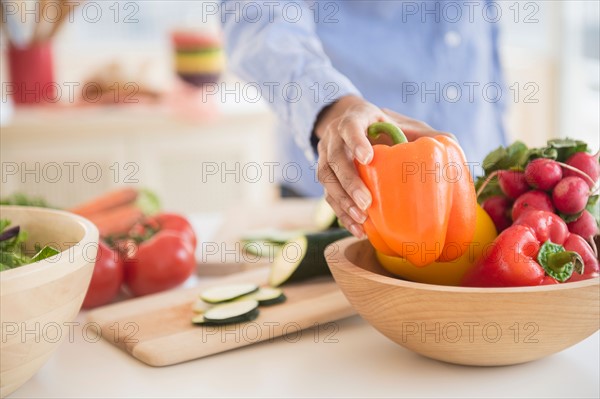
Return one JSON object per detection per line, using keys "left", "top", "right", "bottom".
{"left": 8, "top": 42, "right": 57, "bottom": 105}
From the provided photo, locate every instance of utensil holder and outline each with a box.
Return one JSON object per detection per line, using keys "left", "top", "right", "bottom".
{"left": 8, "top": 42, "right": 56, "bottom": 105}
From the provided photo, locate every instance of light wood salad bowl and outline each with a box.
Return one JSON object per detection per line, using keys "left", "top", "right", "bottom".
{"left": 326, "top": 237, "right": 600, "bottom": 366}
{"left": 0, "top": 206, "right": 98, "bottom": 397}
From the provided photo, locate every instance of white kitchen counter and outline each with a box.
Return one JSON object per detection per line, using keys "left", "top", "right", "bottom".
{"left": 9, "top": 313, "right": 600, "bottom": 398}
{"left": 8, "top": 212, "right": 600, "bottom": 398}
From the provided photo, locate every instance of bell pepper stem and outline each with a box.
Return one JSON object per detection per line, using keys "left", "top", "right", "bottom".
{"left": 546, "top": 251, "right": 585, "bottom": 276}
{"left": 367, "top": 122, "right": 407, "bottom": 145}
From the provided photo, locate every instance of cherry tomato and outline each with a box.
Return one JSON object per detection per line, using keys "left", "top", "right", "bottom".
{"left": 123, "top": 231, "right": 196, "bottom": 296}
{"left": 82, "top": 241, "right": 124, "bottom": 309}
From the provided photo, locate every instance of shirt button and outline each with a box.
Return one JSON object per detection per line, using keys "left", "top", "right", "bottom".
{"left": 444, "top": 31, "right": 462, "bottom": 48}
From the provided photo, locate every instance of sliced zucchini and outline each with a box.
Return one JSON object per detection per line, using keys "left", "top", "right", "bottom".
{"left": 191, "top": 299, "right": 213, "bottom": 314}
{"left": 268, "top": 229, "right": 352, "bottom": 287}
{"left": 313, "top": 197, "right": 339, "bottom": 230}
{"left": 240, "top": 287, "right": 286, "bottom": 306}
{"left": 202, "top": 299, "right": 260, "bottom": 324}
{"left": 240, "top": 228, "right": 305, "bottom": 245}
{"left": 200, "top": 283, "right": 259, "bottom": 304}
{"left": 192, "top": 309, "right": 260, "bottom": 326}
{"left": 241, "top": 240, "right": 282, "bottom": 258}
{"left": 191, "top": 314, "right": 207, "bottom": 324}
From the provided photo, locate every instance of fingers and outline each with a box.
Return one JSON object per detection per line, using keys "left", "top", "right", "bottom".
{"left": 324, "top": 135, "right": 372, "bottom": 211}
{"left": 324, "top": 191, "right": 365, "bottom": 238}
{"left": 317, "top": 143, "right": 368, "bottom": 239}
{"left": 337, "top": 117, "right": 373, "bottom": 165}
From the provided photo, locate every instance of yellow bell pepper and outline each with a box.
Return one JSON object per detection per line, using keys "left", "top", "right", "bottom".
{"left": 376, "top": 205, "right": 497, "bottom": 286}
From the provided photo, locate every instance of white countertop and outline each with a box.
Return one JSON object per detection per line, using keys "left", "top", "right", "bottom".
{"left": 9, "top": 313, "right": 600, "bottom": 398}
{"left": 9, "top": 212, "right": 600, "bottom": 398}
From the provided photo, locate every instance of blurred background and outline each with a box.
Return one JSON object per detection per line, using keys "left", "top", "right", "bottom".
{"left": 1, "top": 0, "right": 599, "bottom": 213}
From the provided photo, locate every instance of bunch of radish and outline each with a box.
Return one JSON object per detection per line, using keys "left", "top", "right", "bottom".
{"left": 477, "top": 143, "right": 599, "bottom": 251}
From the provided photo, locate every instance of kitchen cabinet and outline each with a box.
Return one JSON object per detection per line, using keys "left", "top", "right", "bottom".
{"left": 0, "top": 101, "right": 277, "bottom": 213}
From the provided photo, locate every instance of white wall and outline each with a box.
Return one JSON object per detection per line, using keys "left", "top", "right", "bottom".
{"left": 2, "top": 0, "right": 599, "bottom": 150}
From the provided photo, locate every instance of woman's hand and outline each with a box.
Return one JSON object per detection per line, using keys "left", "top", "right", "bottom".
{"left": 314, "top": 96, "right": 452, "bottom": 238}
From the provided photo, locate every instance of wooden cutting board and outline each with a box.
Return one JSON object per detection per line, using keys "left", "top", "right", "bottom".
{"left": 87, "top": 267, "right": 355, "bottom": 366}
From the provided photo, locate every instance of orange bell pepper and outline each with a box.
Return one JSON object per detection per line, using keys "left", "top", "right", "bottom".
{"left": 356, "top": 122, "right": 477, "bottom": 267}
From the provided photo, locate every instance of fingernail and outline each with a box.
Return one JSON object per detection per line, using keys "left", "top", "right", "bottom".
{"left": 349, "top": 224, "right": 364, "bottom": 239}
{"left": 353, "top": 190, "right": 371, "bottom": 211}
{"left": 355, "top": 146, "right": 373, "bottom": 165}
{"left": 348, "top": 206, "right": 367, "bottom": 224}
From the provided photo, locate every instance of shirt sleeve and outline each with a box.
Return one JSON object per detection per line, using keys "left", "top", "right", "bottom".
{"left": 220, "top": 0, "right": 361, "bottom": 162}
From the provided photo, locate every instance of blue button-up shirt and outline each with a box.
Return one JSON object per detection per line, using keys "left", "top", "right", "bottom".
{"left": 222, "top": 0, "right": 507, "bottom": 196}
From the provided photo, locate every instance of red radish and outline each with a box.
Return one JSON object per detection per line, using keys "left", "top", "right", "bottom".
{"left": 567, "top": 210, "right": 599, "bottom": 240}
{"left": 524, "top": 158, "right": 563, "bottom": 191}
{"left": 563, "top": 152, "right": 600, "bottom": 188}
{"left": 564, "top": 234, "right": 599, "bottom": 282}
{"left": 512, "top": 190, "right": 554, "bottom": 221}
{"left": 552, "top": 176, "right": 589, "bottom": 215}
{"left": 497, "top": 170, "right": 530, "bottom": 199}
{"left": 481, "top": 195, "right": 512, "bottom": 233}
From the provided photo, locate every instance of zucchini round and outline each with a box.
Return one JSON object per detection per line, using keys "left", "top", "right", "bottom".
{"left": 200, "top": 299, "right": 260, "bottom": 325}
{"left": 200, "top": 283, "right": 259, "bottom": 304}
{"left": 240, "top": 287, "right": 286, "bottom": 306}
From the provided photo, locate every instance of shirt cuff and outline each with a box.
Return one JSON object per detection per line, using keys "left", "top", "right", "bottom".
{"left": 290, "top": 68, "right": 361, "bottom": 163}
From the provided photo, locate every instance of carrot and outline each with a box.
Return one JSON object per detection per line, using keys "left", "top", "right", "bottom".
{"left": 85, "top": 204, "right": 144, "bottom": 237}
{"left": 69, "top": 188, "right": 138, "bottom": 217}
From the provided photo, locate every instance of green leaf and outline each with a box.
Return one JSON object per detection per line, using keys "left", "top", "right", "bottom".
{"left": 0, "top": 193, "right": 51, "bottom": 208}
{"left": 136, "top": 189, "right": 161, "bottom": 216}
{"left": 0, "top": 251, "right": 17, "bottom": 268}
{"left": 586, "top": 195, "right": 600, "bottom": 227}
{"left": 526, "top": 147, "right": 558, "bottom": 163}
{"left": 559, "top": 211, "right": 584, "bottom": 224}
{"left": 547, "top": 138, "right": 588, "bottom": 162}
{"left": 482, "top": 142, "right": 529, "bottom": 174}
{"left": 0, "top": 220, "right": 32, "bottom": 271}
{"left": 537, "top": 241, "right": 584, "bottom": 282}
{"left": 0, "top": 219, "right": 10, "bottom": 233}
{"left": 482, "top": 146, "right": 507, "bottom": 174}
{"left": 30, "top": 246, "right": 60, "bottom": 263}
{"left": 503, "top": 141, "right": 529, "bottom": 169}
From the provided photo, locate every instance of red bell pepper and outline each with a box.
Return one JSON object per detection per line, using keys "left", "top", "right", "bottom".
{"left": 462, "top": 211, "right": 586, "bottom": 287}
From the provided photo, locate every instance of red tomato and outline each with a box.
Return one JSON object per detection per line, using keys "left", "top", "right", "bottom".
{"left": 123, "top": 231, "right": 196, "bottom": 296}
{"left": 150, "top": 213, "right": 197, "bottom": 250}
{"left": 82, "top": 241, "right": 124, "bottom": 309}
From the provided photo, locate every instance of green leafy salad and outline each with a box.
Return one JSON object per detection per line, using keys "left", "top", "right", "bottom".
{"left": 0, "top": 219, "right": 60, "bottom": 272}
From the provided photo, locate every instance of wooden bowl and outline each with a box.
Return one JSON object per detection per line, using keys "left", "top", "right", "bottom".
{"left": 326, "top": 237, "right": 600, "bottom": 366}
{"left": 0, "top": 206, "right": 98, "bottom": 397}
